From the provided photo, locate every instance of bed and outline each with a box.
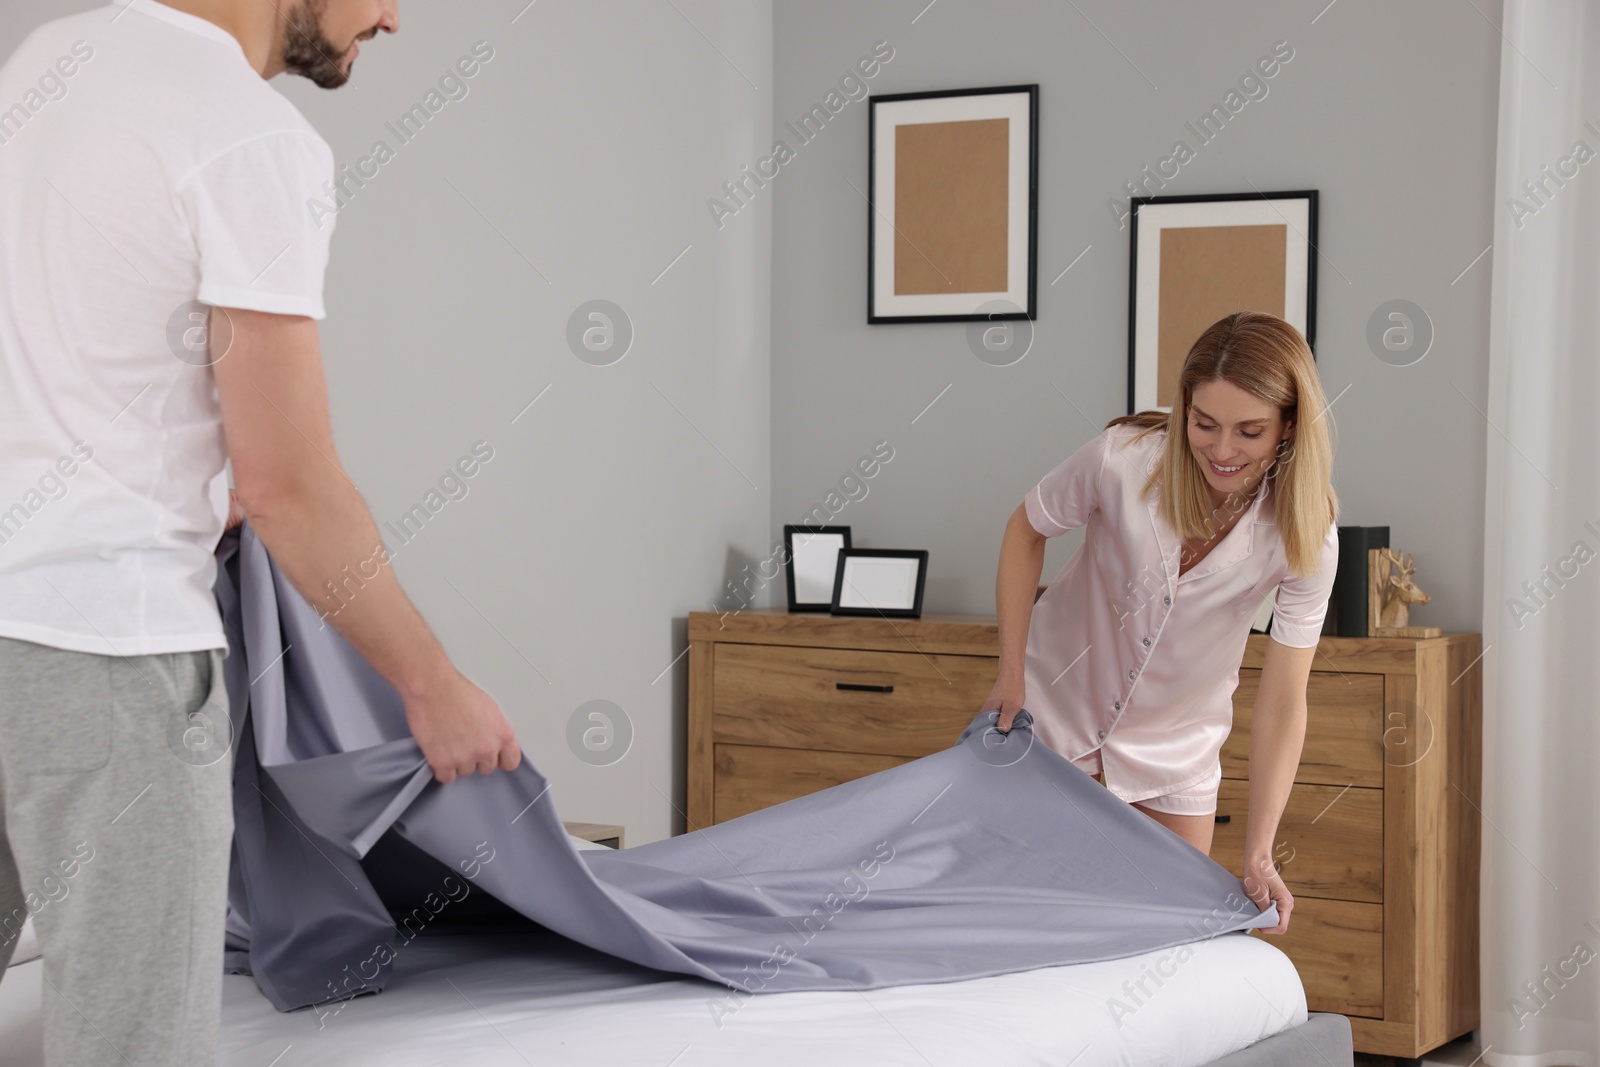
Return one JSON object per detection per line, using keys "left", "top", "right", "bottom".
{"left": 9, "top": 527, "right": 1361, "bottom": 1064}
{"left": 0, "top": 836, "right": 1352, "bottom": 1067}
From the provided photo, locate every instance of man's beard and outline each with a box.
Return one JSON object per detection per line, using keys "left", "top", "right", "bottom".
{"left": 282, "top": 0, "right": 352, "bottom": 89}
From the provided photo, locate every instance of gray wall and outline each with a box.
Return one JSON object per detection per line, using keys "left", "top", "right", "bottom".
{"left": 770, "top": 0, "right": 1500, "bottom": 634}
{"left": 1, "top": 0, "right": 774, "bottom": 846}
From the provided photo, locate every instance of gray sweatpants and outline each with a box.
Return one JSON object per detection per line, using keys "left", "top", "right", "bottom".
{"left": 0, "top": 636, "right": 234, "bottom": 1066}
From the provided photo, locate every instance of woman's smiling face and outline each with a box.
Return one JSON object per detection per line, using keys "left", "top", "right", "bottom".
{"left": 1185, "top": 379, "right": 1292, "bottom": 502}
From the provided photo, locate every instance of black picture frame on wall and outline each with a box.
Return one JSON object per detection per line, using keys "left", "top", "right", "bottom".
{"left": 1126, "top": 189, "right": 1318, "bottom": 414}
{"left": 783, "top": 525, "right": 852, "bottom": 612}
{"left": 867, "top": 84, "right": 1039, "bottom": 324}
{"left": 829, "top": 549, "right": 929, "bottom": 619}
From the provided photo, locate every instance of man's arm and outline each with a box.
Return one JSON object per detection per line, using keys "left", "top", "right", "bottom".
{"left": 211, "top": 306, "right": 520, "bottom": 784}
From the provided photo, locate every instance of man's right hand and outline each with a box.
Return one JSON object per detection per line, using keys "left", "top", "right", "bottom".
{"left": 402, "top": 670, "right": 522, "bottom": 784}
{"left": 981, "top": 677, "right": 1028, "bottom": 733}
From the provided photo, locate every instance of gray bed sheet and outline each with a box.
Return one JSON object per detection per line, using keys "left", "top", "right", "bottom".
{"left": 215, "top": 522, "right": 1281, "bottom": 1013}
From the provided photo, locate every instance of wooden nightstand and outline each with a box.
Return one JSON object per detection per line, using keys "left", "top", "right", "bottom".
{"left": 562, "top": 821, "right": 625, "bottom": 849}
{"left": 685, "top": 609, "right": 1481, "bottom": 1061}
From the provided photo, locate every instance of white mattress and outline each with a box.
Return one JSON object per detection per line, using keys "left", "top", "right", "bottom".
{"left": 0, "top": 836, "right": 1309, "bottom": 1067}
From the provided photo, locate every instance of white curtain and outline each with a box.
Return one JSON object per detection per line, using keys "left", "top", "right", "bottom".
{"left": 1481, "top": 2, "right": 1600, "bottom": 1064}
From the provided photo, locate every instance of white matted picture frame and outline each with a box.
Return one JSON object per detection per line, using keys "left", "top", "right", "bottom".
{"left": 829, "top": 549, "right": 929, "bottom": 618}
{"left": 783, "top": 525, "right": 852, "bottom": 612}
{"left": 1128, "top": 190, "right": 1317, "bottom": 413}
{"left": 867, "top": 85, "right": 1038, "bottom": 323}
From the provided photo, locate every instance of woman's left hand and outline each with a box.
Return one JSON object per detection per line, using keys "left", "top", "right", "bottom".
{"left": 225, "top": 489, "right": 245, "bottom": 532}
{"left": 1242, "top": 851, "right": 1293, "bottom": 935}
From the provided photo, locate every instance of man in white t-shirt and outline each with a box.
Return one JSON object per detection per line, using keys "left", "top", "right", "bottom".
{"left": 0, "top": 2, "right": 521, "bottom": 1062}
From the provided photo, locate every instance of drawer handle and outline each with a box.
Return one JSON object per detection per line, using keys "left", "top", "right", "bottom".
{"left": 836, "top": 682, "right": 895, "bottom": 693}
{"left": 1213, "top": 814, "right": 1232, "bottom": 823}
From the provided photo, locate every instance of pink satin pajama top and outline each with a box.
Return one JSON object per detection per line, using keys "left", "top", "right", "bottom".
{"left": 1021, "top": 423, "right": 1339, "bottom": 805}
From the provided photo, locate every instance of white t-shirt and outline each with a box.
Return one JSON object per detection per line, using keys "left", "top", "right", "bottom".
{"left": 0, "top": 2, "right": 334, "bottom": 656}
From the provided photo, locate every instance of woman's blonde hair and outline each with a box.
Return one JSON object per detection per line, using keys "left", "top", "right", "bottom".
{"left": 1107, "top": 311, "right": 1338, "bottom": 577}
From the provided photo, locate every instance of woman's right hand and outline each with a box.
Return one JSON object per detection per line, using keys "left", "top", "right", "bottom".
{"left": 981, "top": 675, "right": 1028, "bottom": 733}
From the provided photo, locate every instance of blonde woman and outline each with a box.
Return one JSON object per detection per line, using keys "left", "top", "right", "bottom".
{"left": 985, "top": 311, "right": 1339, "bottom": 935}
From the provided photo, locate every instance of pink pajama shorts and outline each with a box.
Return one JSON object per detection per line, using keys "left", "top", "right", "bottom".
{"left": 1072, "top": 748, "right": 1222, "bottom": 817}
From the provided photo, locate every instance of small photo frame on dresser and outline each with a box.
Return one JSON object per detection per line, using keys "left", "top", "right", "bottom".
{"left": 830, "top": 549, "right": 929, "bottom": 619}
{"left": 1249, "top": 594, "right": 1274, "bottom": 634}
{"left": 784, "top": 525, "right": 852, "bottom": 612}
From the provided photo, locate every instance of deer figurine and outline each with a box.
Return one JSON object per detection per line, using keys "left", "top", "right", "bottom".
{"left": 1369, "top": 548, "right": 1442, "bottom": 637}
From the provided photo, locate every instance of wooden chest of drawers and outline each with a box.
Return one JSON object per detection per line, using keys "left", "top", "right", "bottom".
{"left": 684, "top": 609, "right": 1482, "bottom": 1060}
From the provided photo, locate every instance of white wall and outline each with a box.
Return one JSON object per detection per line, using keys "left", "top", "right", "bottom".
{"left": 286, "top": 0, "right": 774, "bottom": 845}
{"left": 0, "top": 0, "right": 775, "bottom": 845}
